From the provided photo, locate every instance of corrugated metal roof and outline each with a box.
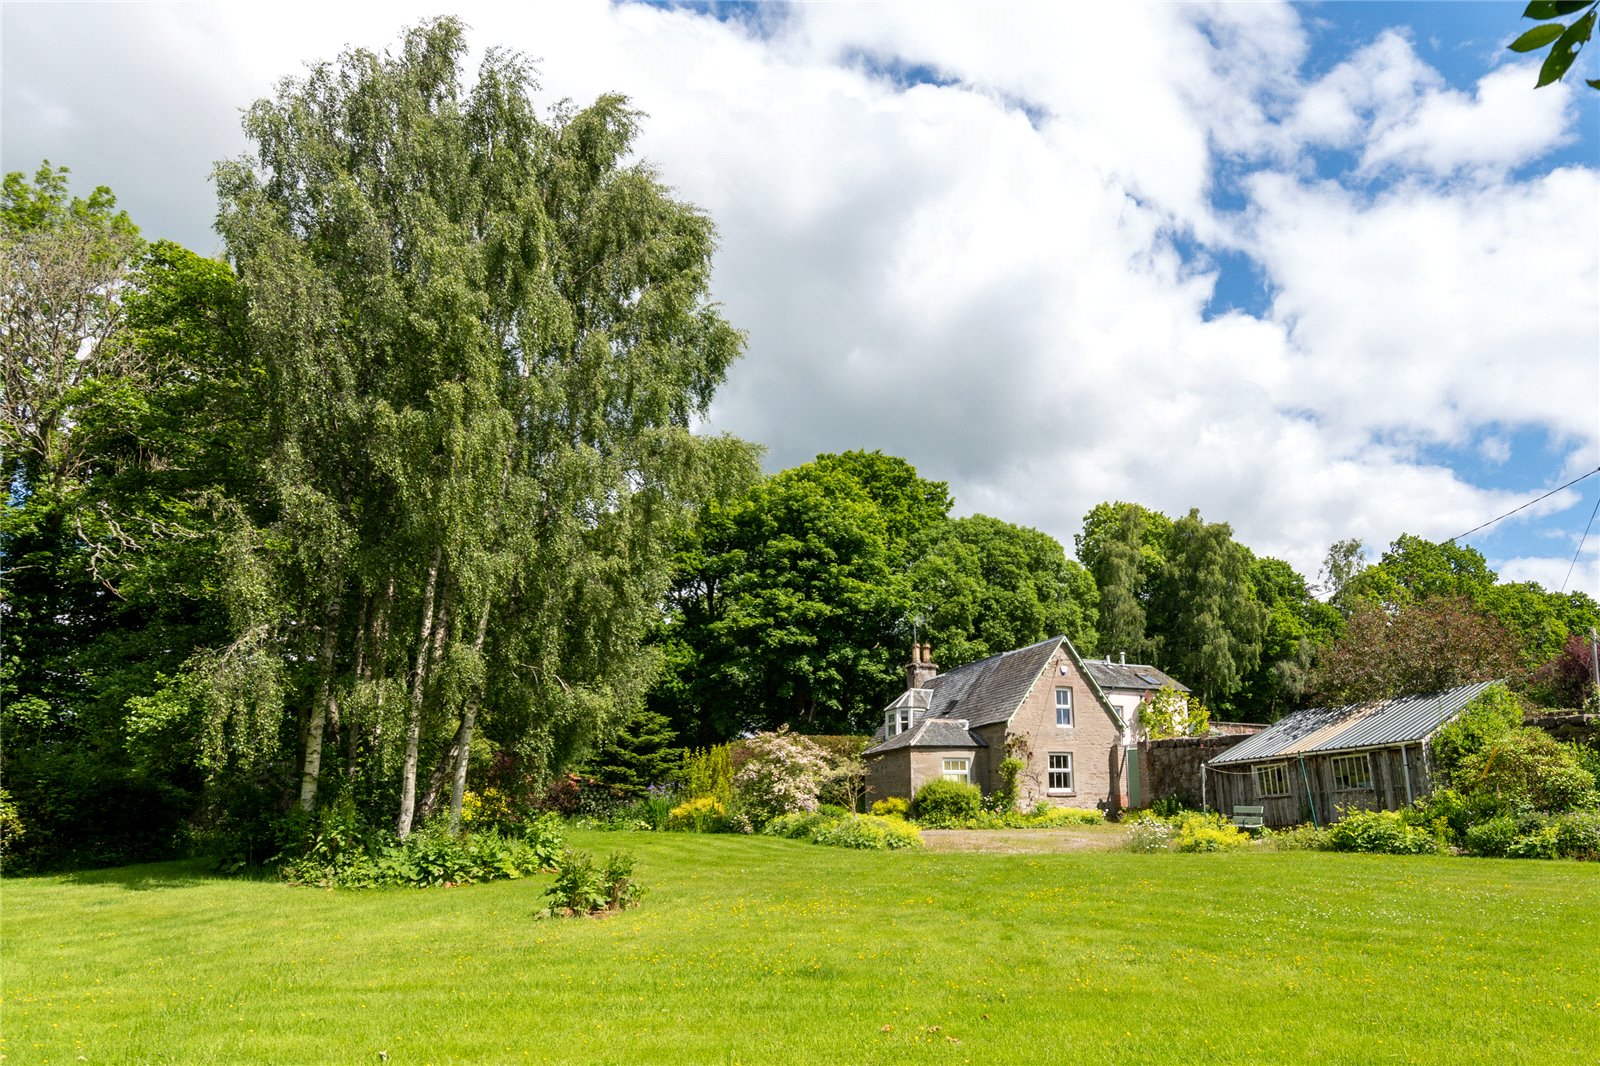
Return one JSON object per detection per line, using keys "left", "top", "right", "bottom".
{"left": 1209, "top": 680, "right": 1499, "bottom": 764}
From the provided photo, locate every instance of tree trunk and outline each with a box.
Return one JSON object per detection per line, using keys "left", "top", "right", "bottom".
{"left": 449, "top": 601, "right": 494, "bottom": 834}
{"left": 298, "top": 595, "right": 343, "bottom": 811}
{"left": 397, "top": 550, "right": 441, "bottom": 839}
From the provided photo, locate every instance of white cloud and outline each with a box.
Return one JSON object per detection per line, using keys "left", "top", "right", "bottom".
{"left": 3, "top": 1, "right": 1594, "bottom": 587}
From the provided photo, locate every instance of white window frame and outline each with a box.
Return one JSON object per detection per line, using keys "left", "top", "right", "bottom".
{"left": 1055, "top": 687, "right": 1074, "bottom": 728}
{"left": 1047, "top": 752, "right": 1074, "bottom": 793}
{"left": 941, "top": 758, "right": 970, "bottom": 784}
{"left": 1331, "top": 753, "right": 1373, "bottom": 791}
{"left": 1255, "top": 762, "right": 1290, "bottom": 798}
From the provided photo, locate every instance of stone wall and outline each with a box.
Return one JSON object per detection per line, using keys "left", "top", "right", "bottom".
{"left": 1138, "top": 734, "right": 1252, "bottom": 808}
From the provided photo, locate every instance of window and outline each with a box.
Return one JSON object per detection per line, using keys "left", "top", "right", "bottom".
{"left": 1255, "top": 762, "right": 1290, "bottom": 798}
{"left": 1331, "top": 753, "right": 1373, "bottom": 791}
{"left": 1048, "top": 752, "right": 1073, "bottom": 792}
{"left": 1055, "top": 687, "right": 1073, "bottom": 727}
{"left": 941, "top": 758, "right": 970, "bottom": 784}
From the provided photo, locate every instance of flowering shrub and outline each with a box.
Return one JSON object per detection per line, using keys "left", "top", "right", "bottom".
{"left": 1553, "top": 810, "right": 1600, "bottom": 860}
{"left": 733, "top": 728, "right": 833, "bottom": 824}
{"left": 870, "top": 796, "right": 910, "bottom": 818}
{"left": 1124, "top": 813, "right": 1175, "bottom": 852}
{"left": 665, "top": 796, "right": 727, "bottom": 833}
{"left": 681, "top": 745, "right": 734, "bottom": 808}
{"left": 812, "top": 814, "right": 923, "bottom": 850}
{"left": 1173, "top": 812, "right": 1250, "bottom": 852}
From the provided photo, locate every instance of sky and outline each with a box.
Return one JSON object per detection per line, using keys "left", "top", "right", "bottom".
{"left": 4, "top": 0, "right": 1598, "bottom": 595}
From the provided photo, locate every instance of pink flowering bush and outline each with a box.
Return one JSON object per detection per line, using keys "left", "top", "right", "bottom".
{"left": 733, "top": 728, "right": 834, "bottom": 825}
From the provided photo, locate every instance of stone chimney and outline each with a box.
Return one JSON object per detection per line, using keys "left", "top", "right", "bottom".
{"left": 906, "top": 641, "right": 939, "bottom": 690}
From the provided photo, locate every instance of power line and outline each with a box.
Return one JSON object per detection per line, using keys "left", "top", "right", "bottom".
{"left": 1447, "top": 465, "right": 1600, "bottom": 543}
{"left": 1561, "top": 488, "right": 1600, "bottom": 594}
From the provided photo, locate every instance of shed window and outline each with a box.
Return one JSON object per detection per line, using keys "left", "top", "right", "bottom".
{"left": 941, "top": 758, "right": 970, "bottom": 784}
{"left": 1048, "top": 752, "right": 1074, "bottom": 792}
{"left": 1055, "top": 688, "right": 1073, "bottom": 727}
{"left": 1332, "top": 753, "right": 1373, "bottom": 791}
{"left": 1255, "top": 762, "right": 1290, "bottom": 798}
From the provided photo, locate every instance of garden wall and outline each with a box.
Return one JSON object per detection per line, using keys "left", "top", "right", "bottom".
{"left": 1138, "top": 734, "right": 1253, "bottom": 808}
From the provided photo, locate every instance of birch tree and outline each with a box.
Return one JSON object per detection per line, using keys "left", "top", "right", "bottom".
{"left": 214, "top": 18, "right": 751, "bottom": 834}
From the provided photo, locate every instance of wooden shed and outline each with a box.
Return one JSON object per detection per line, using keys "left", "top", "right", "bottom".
{"left": 1203, "top": 680, "right": 1497, "bottom": 828}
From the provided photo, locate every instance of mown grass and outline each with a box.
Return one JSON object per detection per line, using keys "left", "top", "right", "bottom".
{"left": 3, "top": 830, "right": 1597, "bottom": 1064}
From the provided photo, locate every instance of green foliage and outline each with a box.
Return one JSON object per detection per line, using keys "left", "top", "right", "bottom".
{"left": 1324, "top": 809, "right": 1444, "bottom": 855}
{"left": 0, "top": 789, "right": 24, "bottom": 869}
{"left": 1261, "top": 824, "right": 1331, "bottom": 852}
{"left": 1431, "top": 685, "right": 1526, "bottom": 780}
{"left": 1454, "top": 730, "right": 1597, "bottom": 813}
{"left": 1141, "top": 685, "right": 1210, "bottom": 739}
{"left": 869, "top": 796, "right": 911, "bottom": 818}
{"left": 810, "top": 814, "right": 923, "bottom": 850}
{"left": 1173, "top": 812, "right": 1251, "bottom": 852}
{"left": 912, "top": 779, "right": 983, "bottom": 824}
{"left": 583, "top": 710, "right": 681, "bottom": 798}
{"left": 990, "top": 757, "right": 1025, "bottom": 813}
{"left": 539, "top": 850, "right": 644, "bottom": 917}
{"left": 1151, "top": 510, "right": 1266, "bottom": 711}
{"left": 1463, "top": 815, "right": 1522, "bottom": 858}
{"left": 1552, "top": 810, "right": 1600, "bottom": 860}
{"left": 909, "top": 514, "right": 1098, "bottom": 667}
{"left": 680, "top": 744, "right": 735, "bottom": 808}
{"left": 1510, "top": 0, "right": 1599, "bottom": 89}
{"left": 277, "top": 811, "right": 563, "bottom": 889}
{"left": 665, "top": 796, "right": 728, "bottom": 833}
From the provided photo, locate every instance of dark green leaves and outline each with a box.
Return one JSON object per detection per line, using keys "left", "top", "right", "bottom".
{"left": 1538, "top": 11, "right": 1597, "bottom": 86}
{"left": 1514, "top": 0, "right": 1598, "bottom": 88}
{"left": 1522, "top": 1, "right": 1592, "bottom": 19}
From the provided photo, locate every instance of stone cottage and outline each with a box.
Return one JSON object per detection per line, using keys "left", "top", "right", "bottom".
{"left": 863, "top": 636, "right": 1163, "bottom": 813}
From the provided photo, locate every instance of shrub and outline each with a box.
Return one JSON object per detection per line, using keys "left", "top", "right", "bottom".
{"left": 1024, "top": 805, "right": 1104, "bottom": 828}
{"left": 817, "top": 803, "right": 850, "bottom": 819}
{"left": 812, "top": 814, "right": 922, "bottom": 850}
{"left": 1124, "top": 813, "right": 1174, "bottom": 853}
{"left": 680, "top": 745, "right": 734, "bottom": 808}
{"left": 1325, "top": 808, "right": 1443, "bottom": 856}
{"left": 1263, "top": 824, "right": 1330, "bottom": 851}
{"left": 1431, "top": 684, "right": 1524, "bottom": 781}
{"left": 278, "top": 815, "right": 558, "bottom": 890}
{"left": 1142, "top": 685, "right": 1211, "bottom": 739}
{"left": 1149, "top": 795, "right": 1190, "bottom": 818}
{"left": 870, "top": 796, "right": 910, "bottom": 818}
{"left": 1505, "top": 826, "right": 1559, "bottom": 860}
{"left": 539, "top": 849, "right": 644, "bottom": 918}
{"left": 1173, "top": 812, "right": 1250, "bottom": 852}
{"left": 1455, "top": 729, "right": 1597, "bottom": 813}
{"left": 1553, "top": 810, "right": 1600, "bottom": 860}
{"left": 913, "top": 779, "right": 982, "bottom": 825}
{"left": 989, "top": 758, "right": 1024, "bottom": 813}
{"left": 0, "top": 788, "right": 26, "bottom": 870}
{"left": 732, "top": 729, "right": 833, "bottom": 824}
{"left": 761, "top": 811, "right": 834, "bottom": 840}
{"left": 1463, "top": 815, "right": 1519, "bottom": 858}
{"left": 665, "top": 796, "right": 727, "bottom": 833}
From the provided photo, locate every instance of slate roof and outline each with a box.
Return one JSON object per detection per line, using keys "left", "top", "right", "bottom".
{"left": 863, "top": 717, "right": 988, "bottom": 755}
{"left": 1209, "top": 680, "right": 1499, "bottom": 765}
{"left": 921, "top": 636, "right": 1064, "bottom": 729}
{"left": 1081, "top": 660, "right": 1188, "bottom": 693}
{"left": 864, "top": 636, "right": 1125, "bottom": 756}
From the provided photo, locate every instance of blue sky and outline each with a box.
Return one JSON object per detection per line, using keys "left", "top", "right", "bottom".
{"left": 4, "top": 0, "right": 1596, "bottom": 591}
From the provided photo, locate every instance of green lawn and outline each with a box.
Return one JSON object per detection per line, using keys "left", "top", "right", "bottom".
{"left": 4, "top": 831, "right": 1598, "bottom": 1064}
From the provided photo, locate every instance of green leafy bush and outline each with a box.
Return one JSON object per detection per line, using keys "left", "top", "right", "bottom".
{"left": 761, "top": 811, "right": 834, "bottom": 840}
{"left": 811, "top": 814, "right": 922, "bottom": 850}
{"left": 1505, "top": 825, "right": 1559, "bottom": 860}
{"left": 1325, "top": 808, "right": 1443, "bottom": 855}
{"left": 1553, "top": 810, "right": 1600, "bottom": 860}
{"left": 680, "top": 745, "right": 734, "bottom": 808}
{"left": 1463, "top": 815, "right": 1519, "bottom": 858}
{"left": 1262, "top": 824, "right": 1330, "bottom": 851}
{"left": 1173, "top": 812, "right": 1250, "bottom": 852}
{"left": 732, "top": 729, "right": 833, "bottom": 824}
{"left": 539, "top": 849, "right": 644, "bottom": 917}
{"left": 278, "top": 813, "right": 560, "bottom": 889}
{"left": 665, "top": 796, "right": 727, "bottom": 833}
{"left": 869, "top": 796, "right": 910, "bottom": 818}
{"left": 0, "top": 788, "right": 26, "bottom": 870}
{"left": 912, "top": 780, "right": 982, "bottom": 825}
{"left": 988, "top": 757, "right": 1024, "bottom": 813}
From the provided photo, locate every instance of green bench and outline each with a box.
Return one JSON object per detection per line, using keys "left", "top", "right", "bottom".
{"left": 1230, "top": 805, "right": 1265, "bottom": 832}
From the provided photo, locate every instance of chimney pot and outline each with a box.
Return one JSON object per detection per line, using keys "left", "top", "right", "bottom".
{"left": 1120, "top": 651, "right": 1126, "bottom": 665}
